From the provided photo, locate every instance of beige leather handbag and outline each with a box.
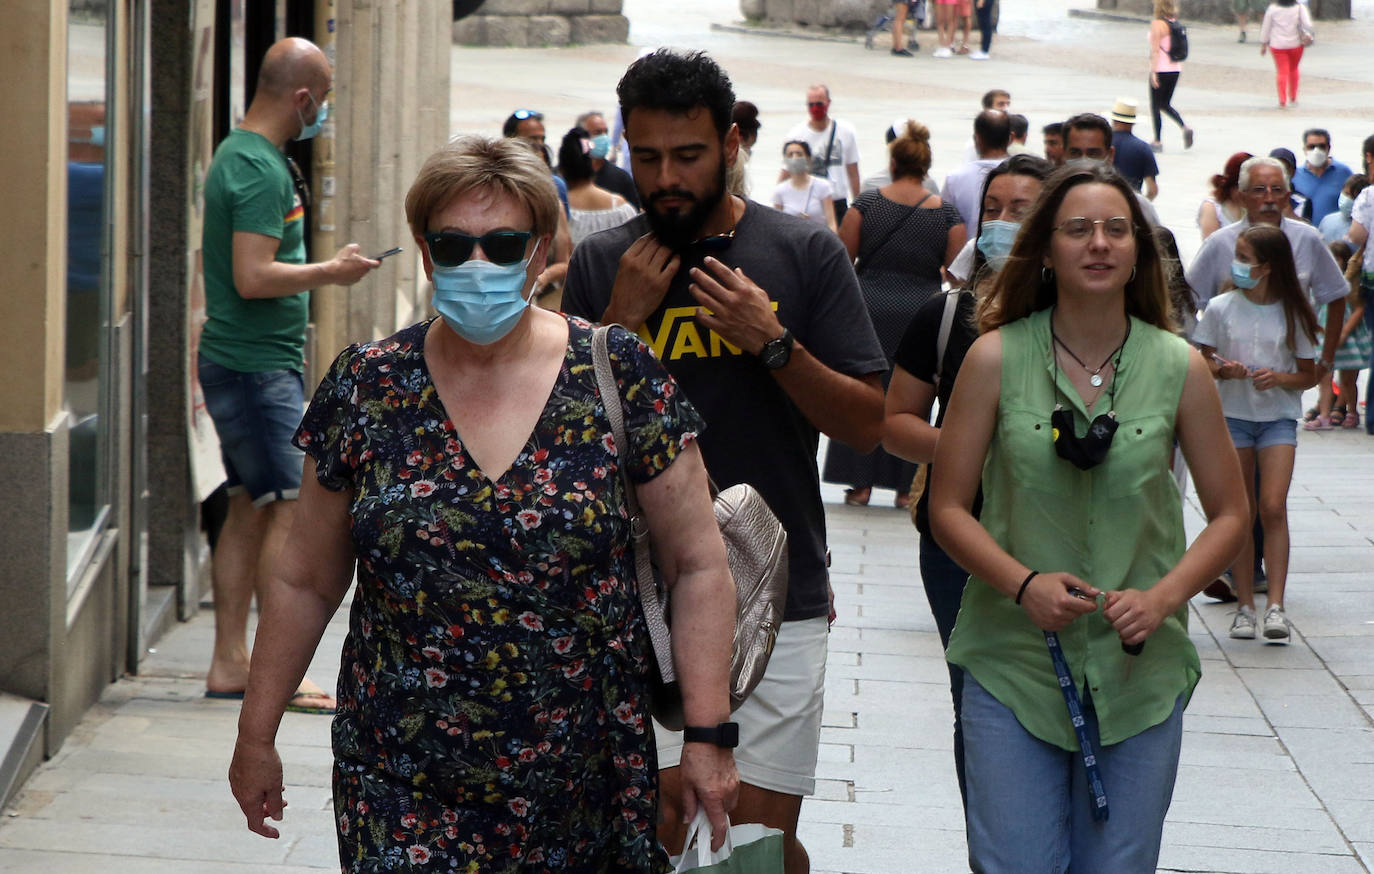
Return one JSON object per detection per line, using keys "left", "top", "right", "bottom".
{"left": 592, "top": 326, "right": 788, "bottom": 731}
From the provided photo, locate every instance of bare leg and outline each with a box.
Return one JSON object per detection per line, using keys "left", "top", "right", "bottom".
{"left": 659, "top": 771, "right": 809, "bottom": 873}
{"left": 1315, "top": 378, "right": 1336, "bottom": 418}
{"left": 207, "top": 491, "right": 266, "bottom": 693}
{"left": 1231, "top": 448, "right": 1258, "bottom": 611}
{"left": 958, "top": 12, "right": 971, "bottom": 48}
{"left": 1339, "top": 370, "right": 1360, "bottom": 424}
{"left": 937, "top": 4, "right": 955, "bottom": 48}
{"left": 1255, "top": 444, "right": 1295, "bottom": 608}
{"left": 891, "top": 2, "right": 908, "bottom": 50}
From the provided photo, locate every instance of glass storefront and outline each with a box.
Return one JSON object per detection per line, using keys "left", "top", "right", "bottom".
{"left": 65, "top": 0, "right": 113, "bottom": 581}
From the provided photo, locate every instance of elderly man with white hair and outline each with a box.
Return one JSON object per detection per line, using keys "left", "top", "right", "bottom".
{"left": 1186, "top": 155, "right": 1348, "bottom": 373}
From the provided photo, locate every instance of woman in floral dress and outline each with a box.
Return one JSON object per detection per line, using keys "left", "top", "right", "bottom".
{"left": 229, "top": 136, "right": 739, "bottom": 871}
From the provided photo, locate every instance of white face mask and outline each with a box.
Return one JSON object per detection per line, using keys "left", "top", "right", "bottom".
{"left": 784, "top": 155, "right": 809, "bottom": 175}
{"left": 1306, "top": 146, "right": 1329, "bottom": 167}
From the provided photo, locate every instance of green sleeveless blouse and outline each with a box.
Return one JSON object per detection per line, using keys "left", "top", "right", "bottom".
{"left": 945, "top": 308, "right": 1199, "bottom": 750}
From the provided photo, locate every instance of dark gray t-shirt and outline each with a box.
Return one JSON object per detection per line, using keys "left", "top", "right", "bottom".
{"left": 563, "top": 201, "right": 886, "bottom": 621}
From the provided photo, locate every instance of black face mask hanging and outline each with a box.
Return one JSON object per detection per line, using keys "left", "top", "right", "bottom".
{"left": 1051, "top": 405, "right": 1118, "bottom": 470}
{"left": 1049, "top": 312, "right": 1129, "bottom": 471}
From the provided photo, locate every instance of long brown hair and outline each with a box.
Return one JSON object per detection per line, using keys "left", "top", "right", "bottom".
{"left": 1239, "top": 225, "right": 1319, "bottom": 351}
{"left": 977, "top": 163, "right": 1171, "bottom": 333}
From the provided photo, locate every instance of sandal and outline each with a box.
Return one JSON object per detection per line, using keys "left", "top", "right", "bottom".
{"left": 1303, "top": 406, "right": 1320, "bottom": 423}
{"left": 1305, "top": 415, "right": 1334, "bottom": 431}
{"left": 1343, "top": 410, "right": 1360, "bottom": 429}
{"left": 843, "top": 487, "right": 871, "bottom": 506}
{"left": 955, "top": 43, "right": 971, "bottom": 54}
{"left": 1330, "top": 405, "right": 1346, "bottom": 426}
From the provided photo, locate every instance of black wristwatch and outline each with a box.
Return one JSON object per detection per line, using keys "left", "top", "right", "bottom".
{"left": 758, "top": 328, "right": 794, "bottom": 370}
{"left": 682, "top": 722, "right": 740, "bottom": 748}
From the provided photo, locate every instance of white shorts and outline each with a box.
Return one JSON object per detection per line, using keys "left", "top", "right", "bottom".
{"left": 655, "top": 615, "right": 829, "bottom": 797}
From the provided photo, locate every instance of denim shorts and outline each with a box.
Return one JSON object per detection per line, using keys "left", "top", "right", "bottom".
{"left": 1225, "top": 416, "right": 1298, "bottom": 450}
{"left": 197, "top": 354, "right": 306, "bottom": 506}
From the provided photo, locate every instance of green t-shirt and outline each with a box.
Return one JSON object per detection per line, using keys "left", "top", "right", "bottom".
{"left": 200, "top": 129, "right": 309, "bottom": 373}
{"left": 945, "top": 309, "right": 1200, "bottom": 750}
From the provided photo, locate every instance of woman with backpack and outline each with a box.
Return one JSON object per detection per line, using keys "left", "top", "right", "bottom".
{"left": 1148, "top": 0, "right": 1194, "bottom": 153}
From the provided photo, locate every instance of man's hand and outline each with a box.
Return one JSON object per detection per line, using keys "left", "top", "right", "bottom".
{"left": 688, "top": 257, "right": 785, "bottom": 356}
{"left": 229, "top": 736, "right": 288, "bottom": 839}
{"left": 606, "top": 234, "right": 680, "bottom": 329}
{"left": 1102, "top": 588, "right": 1169, "bottom": 647}
{"left": 678, "top": 742, "right": 739, "bottom": 853}
{"left": 1018, "top": 572, "right": 1100, "bottom": 632}
{"left": 327, "top": 243, "right": 380, "bottom": 286}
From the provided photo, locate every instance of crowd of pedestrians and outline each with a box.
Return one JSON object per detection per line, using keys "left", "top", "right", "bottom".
{"left": 202, "top": 19, "right": 1374, "bottom": 874}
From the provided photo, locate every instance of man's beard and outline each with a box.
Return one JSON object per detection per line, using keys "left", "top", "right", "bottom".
{"left": 642, "top": 160, "right": 729, "bottom": 251}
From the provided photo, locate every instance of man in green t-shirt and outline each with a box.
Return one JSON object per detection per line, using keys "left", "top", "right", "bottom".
{"left": 199, "top": 36, "right": 378, "bottom": 712}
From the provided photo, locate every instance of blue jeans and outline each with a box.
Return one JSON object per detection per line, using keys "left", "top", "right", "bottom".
{"left": 962, "top": 674, "right": 1184, "bottom": 874}
{"left": 919, "top": 536, "right": 968, "bottom": 809}
{"left": 197, "top": 354, "right": 306, "bottom": 506}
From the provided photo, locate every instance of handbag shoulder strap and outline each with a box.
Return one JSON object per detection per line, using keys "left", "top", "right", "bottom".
{"left": 590, "top": 325, "right": 677, "bottom": 683}
{"left": 933, "top": 290, "right": 962, "bottom": 391}
{"left": 856, "top": 192, "right": 932, "bottom": 268}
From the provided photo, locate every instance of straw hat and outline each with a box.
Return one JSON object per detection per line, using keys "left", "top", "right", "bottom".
{"left": 1109, "top": 98, "right": 1139, "bottom": 124}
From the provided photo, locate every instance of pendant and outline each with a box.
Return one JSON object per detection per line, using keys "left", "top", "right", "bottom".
{"left": 1090, "top": 374, "right": 1104, "bottom": 387}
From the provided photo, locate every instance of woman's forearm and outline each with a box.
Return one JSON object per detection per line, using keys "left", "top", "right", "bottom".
{"left": 668, "top": 566, "right": 735, "bottom": 726}
{"left": 237, "top": 578, "right": 344, "bottom": 743}
{"left": 930, "top": 506, "right": 1028, "bottom": 600}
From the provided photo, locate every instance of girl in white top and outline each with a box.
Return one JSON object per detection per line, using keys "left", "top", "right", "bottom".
{"left": 1193, "top": 224, "right": 1319, "bottom": 643}
{"left": 773, "top": 141, "right": 837, "bottom": 232}
{"left": 557, "top": 127, "right": 639, "bottom": 247}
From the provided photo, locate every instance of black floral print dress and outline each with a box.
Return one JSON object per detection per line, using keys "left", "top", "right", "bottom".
{"left": 293, "top": 316, "right": 704, "bottom": 873}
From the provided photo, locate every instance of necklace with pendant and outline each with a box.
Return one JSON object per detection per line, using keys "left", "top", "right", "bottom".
{"left": 1053, "top": 329, "right": 1127, "bottom": 387}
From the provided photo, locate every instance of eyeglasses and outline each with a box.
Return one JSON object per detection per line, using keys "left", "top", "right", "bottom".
{"left": 807, "top": 101, "right": 827, "bottom": 109}
{"left": 1053, "top": 216, "right": 1134, "bottom": 241}
{"left": 511, "top": 109, "right": 542, "bottom": 121}
{"left": 1246, "top": 185, "right": 1287, "bottom": 196}
{"left": 424, "top": 230, "right": 532, "bottom": 267}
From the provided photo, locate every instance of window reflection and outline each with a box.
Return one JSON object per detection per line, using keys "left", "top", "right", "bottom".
{"left": 66, "top": 2, "right": 110, "bottom": 570}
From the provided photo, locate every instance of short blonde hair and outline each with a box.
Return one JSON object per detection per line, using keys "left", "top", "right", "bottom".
{"left": 404, "top": 136, "right": 559, "bottom": 240}
{"left": 1154, "top": 0, "right": 1178, "bottom": 18}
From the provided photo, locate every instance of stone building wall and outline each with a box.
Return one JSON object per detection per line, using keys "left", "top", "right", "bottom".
{"left": 740, "top": 0, "right": 894, "bottom": 29}
{"left": 454, "top": 0, "right": 629, "bottom": 47}
{"left": 1096, "top": 0, "right": 1349, "bottom": 23}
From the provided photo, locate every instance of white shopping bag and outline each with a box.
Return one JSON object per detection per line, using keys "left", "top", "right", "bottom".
{"left": 669, "top": 808, "right": 785, "bottom": 874}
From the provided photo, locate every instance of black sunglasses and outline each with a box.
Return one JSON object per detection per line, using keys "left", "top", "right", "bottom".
{"left": 424, "top": 230, "right": 532, "bottom": 267}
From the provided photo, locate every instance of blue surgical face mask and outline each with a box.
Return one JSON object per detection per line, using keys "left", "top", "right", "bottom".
{"left": 1339, "top": 193, "right": 1355, "bottom": 219}
{"left": 976, "top": 220, "right": 1020, "bottom": 272}
{"left": 294, "top": 95, "right": 328, "bottom": 142}
{"left": 1231, "top": 260, "right": 1260, "bottom": 290}
{"left": 431, "top": 248, "right": 539, "bottom": 345}
{"left": 589, "top": 133, "right": 611, "bottom": 160}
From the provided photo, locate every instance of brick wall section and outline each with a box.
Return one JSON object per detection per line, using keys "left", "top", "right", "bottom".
{"left": 453, "top": 0, "right": 628, "bottom": 47}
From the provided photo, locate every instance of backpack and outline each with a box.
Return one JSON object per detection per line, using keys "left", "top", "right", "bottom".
{"left": 1166, "top": 19, "right": 1189, "bottom": 61}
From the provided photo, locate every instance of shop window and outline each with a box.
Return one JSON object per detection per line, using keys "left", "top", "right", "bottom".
{"left": 66, "top": 0, "right": 113, "bottom": 580}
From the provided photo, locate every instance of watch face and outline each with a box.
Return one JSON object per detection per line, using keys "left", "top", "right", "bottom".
{"left": 761, "top": 331, "right": 792, "bottom": 369}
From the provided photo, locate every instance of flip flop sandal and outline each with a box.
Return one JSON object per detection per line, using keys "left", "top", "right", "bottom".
{"left": 285, "top": 690, "right": 337, "bottom": 715}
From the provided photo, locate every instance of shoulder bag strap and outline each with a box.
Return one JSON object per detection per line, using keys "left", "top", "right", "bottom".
{"left": 933, "top": 290, "right": 962, "bottom": 391}
{"left": 823, "top": 121, "right": 838, "bottom": 169}
{"left": 591, "top": 326, "right": 677, "bottom": 684}
{"left": 856, "top": 192, "right": 933, "bottom": 270}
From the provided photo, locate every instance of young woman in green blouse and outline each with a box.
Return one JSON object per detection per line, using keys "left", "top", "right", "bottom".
{"left": 929, "top": 162, "right": 1248, "bottom": 872}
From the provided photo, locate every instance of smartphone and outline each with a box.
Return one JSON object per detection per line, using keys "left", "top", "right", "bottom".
{"left": 371, "top": 246, "right": 403, "bottom": 261}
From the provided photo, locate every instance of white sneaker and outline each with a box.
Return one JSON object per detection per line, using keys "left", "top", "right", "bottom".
{"left": 968, "top": 50, "right": 990, "bottom": 60}
{"left": 1263, "top": 605, "right": 1290, "bottom": 642}
{"left": 1230, "top": 606, "right": 1256, "bottom": 639}
{"left": 933, "top": 46, "right": 953, "bottom": 58}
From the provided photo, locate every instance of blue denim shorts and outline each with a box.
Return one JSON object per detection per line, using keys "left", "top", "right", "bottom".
{"left": 1225, "top": 416, "right": 1298, "bottom": 450}
{"left": 197, "top": 354, "right": 306, "bottom": 506}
